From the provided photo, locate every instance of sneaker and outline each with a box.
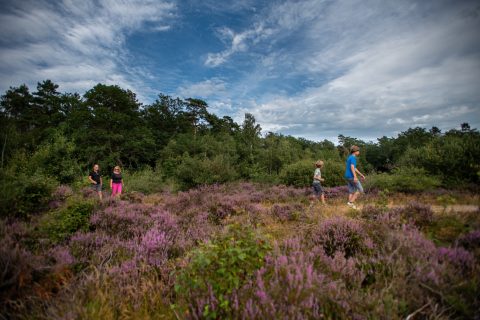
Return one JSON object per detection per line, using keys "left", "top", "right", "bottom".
{"left": 347, "top": 202, "right": 358, "bottom": 210}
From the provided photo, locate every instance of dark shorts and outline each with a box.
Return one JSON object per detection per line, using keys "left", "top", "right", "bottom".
{"left": 312, "top": 182, "right": 324, "bottom": 196}
{"left": 91, "top": 183, "right": 102, "bottom": 192}
{"left": 347, "top": 179, "right": 363, "bottom": 194}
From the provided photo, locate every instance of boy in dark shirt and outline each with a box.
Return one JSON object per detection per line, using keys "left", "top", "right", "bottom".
{"left": 88, "top": 164, "right": 103, "bottom": 200}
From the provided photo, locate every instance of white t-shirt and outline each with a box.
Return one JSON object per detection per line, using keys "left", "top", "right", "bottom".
{"left": 313, "top": 168, "right": 322, "bottom": 183}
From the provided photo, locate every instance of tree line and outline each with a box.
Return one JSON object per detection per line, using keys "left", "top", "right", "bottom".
{"left": 1, "top": 80, "right": 479, "bottom": 194}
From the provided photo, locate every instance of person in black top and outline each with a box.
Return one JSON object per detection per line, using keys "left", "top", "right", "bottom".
{"left": 110, "top": 166, "right": 123, "bottom": 197}
{"left": 88, "top": 164, "right": 103, "bottom": 199}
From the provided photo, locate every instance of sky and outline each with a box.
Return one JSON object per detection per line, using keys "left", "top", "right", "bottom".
{"left": 0, "top": 0, "right": 479, "bottom": 142}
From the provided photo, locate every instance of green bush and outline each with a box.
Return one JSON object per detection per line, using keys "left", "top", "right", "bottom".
{"left": 399, "top": 134, "right": 480, "bottom": 185}
{"left": 35, "top": 198, "right": 95, "bottom": 243}
{"left": 122, "top": 167, "right": 164, "bottom": 194}
{"left": 365, "top": 167, "right": 441, "bottom": 192}
{"left": 28, "top": 133, "right": 82, "bottom": 184}
{"left": 174, "top": 224, "right": 271, "bottom": 319}
{"left": 280, "top": 159, "right": 345, "bottom": 187}
{"left": 175, "top": 154, "right": 238, "bottom": 190}
{"left": 0, "top": 171, "right": 57, "bottom": 218}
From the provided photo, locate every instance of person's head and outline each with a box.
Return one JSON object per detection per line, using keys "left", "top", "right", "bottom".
{"left": 113, "top": 166, "right": 121, "bottom": 173}
{"left": 315, "top": 160, "right": 324, "bottom": 168}
{"left": 93, "top": 164, "right": 100, "bottom": 171}
{"left": 350, "top": 145, "right": 360, "bottom": 155}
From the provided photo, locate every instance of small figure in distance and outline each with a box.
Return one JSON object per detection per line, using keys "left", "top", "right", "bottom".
{"left": 312, "top": 160, "right": 326, "bottom": 205}
{"left": 110, "top": 165, "right": 123, "bottom": 198}
{"left": 345, "top": 145, "right": 366, "bottom": 210}
{"left": 88, "top": 164, "right": 103, "bottom": 200}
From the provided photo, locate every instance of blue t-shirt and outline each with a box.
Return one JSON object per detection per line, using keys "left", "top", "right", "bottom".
{"left": 344, "top": 155, "right": 357, "bottom": 179}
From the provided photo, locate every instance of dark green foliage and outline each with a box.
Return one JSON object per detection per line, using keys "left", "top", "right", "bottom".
{"left": 35, "top": 198, "right": 95, "bottom": 243}
{"left": 365, "top": 167, "right": 441, "bottom": 192}
{"left": 122, "top": 167, "right": 164, "bottom": 194}
{"left": 174, "top": 224, "right": 271, "bottom": 318}
{"left": 399, "top": 132, "right": 480, "bottom": 185}
{"left": 0, "top": 171, "right": 57, "bottom": 218}
{"left": 175, "top": 154, "right": 238, "bottom": 190}
{"left": 280, "top": 159, "right": 313, "bottom": 187}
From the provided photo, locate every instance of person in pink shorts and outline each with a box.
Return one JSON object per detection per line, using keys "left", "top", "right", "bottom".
{"left": 110, "top": 166, "right": 123, "bottom": 197}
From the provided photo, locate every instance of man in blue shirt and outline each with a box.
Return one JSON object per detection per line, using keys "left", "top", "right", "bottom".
{"left": 345, "top": 145, "right": 365, "bottom": 209}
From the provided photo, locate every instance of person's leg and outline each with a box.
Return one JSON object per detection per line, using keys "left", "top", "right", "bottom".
{"left": 320, "top": 193, "right": 326, "bottom": 204}
{"left": 351, "top": 191, "right": 359, "bottom": 203}
{"left": 111, "top": 184, "right": 117, "bottom": 197}
{"left": 347, "top": 180, "right": 355, "bottom": 204}
{"left": 116, "top": 183, "right": 123, "bottom": 196}
{"left": 98, "top": 191, "right": 103, "bottom": 200}
{"left": 351, "top": 181, "right": 363, "bottom": 203}
{"left": 313, "top": 184, "right": 320, "bottom": 202}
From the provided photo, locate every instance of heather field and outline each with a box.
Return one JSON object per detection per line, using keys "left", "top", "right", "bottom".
{"left": 1, "top": 183, "right": 479, "bottom": 320}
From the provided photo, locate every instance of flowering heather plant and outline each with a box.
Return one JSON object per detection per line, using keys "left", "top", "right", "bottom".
{"left": 69, "top": 231, "right": 112, "bottom": 264}
{"left": 80, "top": 186, "right": 98, "bottom": 199}
{"left": 270, "top": 203, "right": 304, "bottom": 222}
{"left": 456, "top": 229, "right": 480, "bottom": 250}
{"left": 310, "top": 216, "right": 373, "bottom": 258}
{"left": 323, "top": 185, "right": 349, "bottom": 198}
{"left": 49, "top": 246, "right": 75, "bottom": 266}
{"left": 90, "top": 201, "right": 153, "bottom": 239}
{"left": 138, "top": 228, "right": 173, "bottom": 267}
{"left": 234, "top": 238, "right": 350, "bottom": 319}
{"left": 51, "top": 185, "right": 74, "bottom": 201}
{"left": 400, "top": 201, "right": 434, "bottom": 228}
{"left": 360, "top": 204, "right": 387, "bottom": 221}
{"left": 437, "top": 246, "right": 475, "bottom": 273}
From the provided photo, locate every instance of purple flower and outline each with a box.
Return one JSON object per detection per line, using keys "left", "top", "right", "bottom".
{"left": 438, "top": 246, "right": 474, "bottom": 272}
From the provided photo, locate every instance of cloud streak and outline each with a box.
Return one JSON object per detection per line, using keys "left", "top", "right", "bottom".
{"left": 0, "top": 0, "right": 176, "bottom": 98}
{"left": 208, "top": 0, "right": 480, "bottom": 139}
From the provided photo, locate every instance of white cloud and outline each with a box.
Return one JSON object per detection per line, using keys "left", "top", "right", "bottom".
{"left": 221, "top": 0, "right": 480, "bottom": 139}
{"left": 0, "top": 0, "right": 176, "bottom": 98}
{"left": 205, "top": 23, "right": 272, "bottom": 67}
{"left": 177, "top": 78, "right": 227, "bottom": 98}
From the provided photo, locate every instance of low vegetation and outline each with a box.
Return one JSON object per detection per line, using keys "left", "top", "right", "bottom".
{"left": 1, "top": 183, "right": 479, "bottom": 319}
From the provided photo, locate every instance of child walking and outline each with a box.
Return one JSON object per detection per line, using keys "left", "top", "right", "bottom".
{"left": 312, "top": 160, "right": 326, "bottom": 205}
{"left": 345, "top": 145, "right": 366, "bottom": 209}
{"left": 110, "top": 166, "right": 123, "bottom": 197}
{"left": 88, "top": 164, "right": 103, "bottom": 200}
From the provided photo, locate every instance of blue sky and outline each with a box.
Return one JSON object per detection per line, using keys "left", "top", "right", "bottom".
{"left": 1, "top": 0, "right": 479, "bottom": 142}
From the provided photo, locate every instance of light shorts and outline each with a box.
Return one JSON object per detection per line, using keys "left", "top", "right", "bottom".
{"left": 91, "top": 183, "right": 102, "bottom": 192}
{"left": 347, "top": 179, "right": 363, "bottom": 194}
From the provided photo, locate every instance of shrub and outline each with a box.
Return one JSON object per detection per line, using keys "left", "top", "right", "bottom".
{"left": 0, "top": 171, "right": 58, "bottom": 218}
{"left": 36, "top": 198, "right": 95, "bottom": 243}
{"left": 427, "top": 214, "right": 469, "bottom": 245}
{"left": 270, "top": 203, "right": 304, "bottom": 222}
{"left": 280, "top": 159, "right": 345, "bottom": 188}
{"left": 90, "top": 202, "right": 153, "bottom": 239}
{"left": 310, "top": 216, "right": 373, "bottom": 258}
{"left": 365, "top": 167, "right": 441, "bottom": 192}
{"left": 174, "top": 224, "right": 271, "bottom": 319}
{"left": 456, "top": 230, "right": 480, "bottom": 250}
{"left": 235, "top": 238, "right": 350, "bottom": 319}
{"left": 279, "top": 159, "right": 313, "bottom": 187}
{"left": 122, "top": 167, "right": 164, "bottom": 194}
{"left": 437, "top": 247, "right": 475, "bottom": 273}
{"left": 399, "top": 201, "right": 434, "bottom": 228}
{"left": 175, "top": 154, "right": 238, "bottom": 190}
